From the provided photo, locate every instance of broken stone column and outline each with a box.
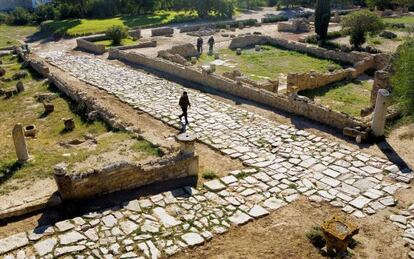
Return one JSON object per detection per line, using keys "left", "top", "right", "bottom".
{"left": 176, "top": 133, "right": 198, "bottom": 176}
{"left": 372, "top": 89, "right": 390, "bottom": 137}
{"left": 12, "top": 123, "right": 29, "bottom": 163}
{"left": 371, "top": 70, "right": 390, "bottom": 106}
{"left": 236, "top": 48, "right": 242, "bottom": 55}
{"left": 63, "top": 118, "right": 75, "bottom": 131}
{"left": 255, "top": 45, "right": 261, "bottom": 51}
{"left": 16, "top": 81, "right": 25, "bottom": 93}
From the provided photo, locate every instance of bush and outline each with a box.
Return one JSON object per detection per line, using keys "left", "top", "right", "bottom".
{"left": 391, "top": 39, "right": 414, "bottom": 117}
{"left": 105, "top": 25, "right": 128, "bottom": 45}
{"left": 342, "top": 10, "right": 384, "bottom": 48}
{"left": 10, "top": 7, "right": 33, "bottom": 25}
{"left": 0, "top": 12, "right": 10, "bottom": 24}
{"left": 34, "top": 4, "right": 58, "bottom": 23}
{"left": 202, "top": 170, "right": 218, "bottom": 180}
{"left": 306, "top": 225, "right": 326, "bottom": 249}
{"left": 261, "top": 15, "right": 289, "bottom": 23}
{"left": 86, "top": 0, "right": 120, "bottom": 18}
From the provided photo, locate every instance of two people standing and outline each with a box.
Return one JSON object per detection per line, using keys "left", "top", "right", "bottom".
{"left": 196, "top": 36, "right": 215, "bottom": 55}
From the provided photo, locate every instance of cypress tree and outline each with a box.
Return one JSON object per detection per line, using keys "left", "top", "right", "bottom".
{"left": 315, "top": 0, "right": 331, "bottom": 41}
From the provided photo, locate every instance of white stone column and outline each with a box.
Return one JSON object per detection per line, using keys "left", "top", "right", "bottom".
{"left": 176, "top": 133, "right": 198, "bottom": 176}
{"left": 12, "top": 124, "right": 29, "bottom": 163}
{"left": 372, "top": 89, "right": 390, "bottom": 137}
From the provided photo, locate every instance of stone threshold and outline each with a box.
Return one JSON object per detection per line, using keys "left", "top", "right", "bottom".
{"left": 0, "top": 193, "right": 61, "bottom": 220}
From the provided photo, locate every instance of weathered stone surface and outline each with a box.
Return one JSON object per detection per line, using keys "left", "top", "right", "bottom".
{"left": 181, "top": 233, "right": 204, "bottom": 246}
{"left": 390, "top": 215, "right": 407, "bottom": 225}
{"left": 204, "top": 179, "right": 226, "bottom": 192}
{"left": 55, "top": 245, "right": 86, "bottom": 256}
{"left": 248, "top": 205, "right": 269, "bottom": 218}
{"left": 263, "top": 197, "right": 285, "bottom": 211}
{"left": 0, "top": 233, "right": 29, "bottom": 254}
{"left": 153, "top": 207, "right": 181, "bottom": 227}
{"left": 350, "top": 196, "right": 371, "bottom": 209}
{"left": 58, "top": 231, "right": 85, "bottom": 245}
{"left": 34, "top": 238, "right": 57, "bottom": 256}
{"left": 229, "top": 210, "right": 252, "bottom": 226}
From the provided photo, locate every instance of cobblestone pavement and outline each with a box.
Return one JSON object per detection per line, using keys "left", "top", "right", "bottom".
{"left": 389, "top": 204, "right": 414, "bottom": 258}
{"left": 1, "top": 51, "right": 412, "bottom": 258}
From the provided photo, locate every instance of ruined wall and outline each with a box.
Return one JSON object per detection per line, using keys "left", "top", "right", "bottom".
{"left": 76, "top": 39, "right": 106, "bottom": 55}
{"left": 178, "top": 19, "right": 258, "bottom": 33}
{"left": 54, "top": 153, "right": 198, "bottom": 200}
{"left": 229, "top": 35, "right": 371, "bottom": 65}
{"left": 151, "top": 27, "right": 174, "bottom": 36}
{"left": 110, "top": 49, "right": 365, "bottom": 130}
{"left": 287, "top": 69, "right": 353, "bottom": 92}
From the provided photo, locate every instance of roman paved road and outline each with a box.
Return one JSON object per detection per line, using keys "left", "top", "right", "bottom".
{"left": 1, "top": 51, "right": 412, "bottom": 258}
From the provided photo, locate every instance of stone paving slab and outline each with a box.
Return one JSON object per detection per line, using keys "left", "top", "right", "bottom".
{"left": 1, "top": 51, "right": 411, "bottom": 258}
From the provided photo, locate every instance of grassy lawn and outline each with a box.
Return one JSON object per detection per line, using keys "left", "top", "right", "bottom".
{"left": 0, "top": 25, "right": 38, "bottom": 49}
{"left": 0, "top": 54, "right": 160, "bottom": 194}
{"left": 300, "top": 79, "right": 372, "bottom": 117}
{"left": 95, "top": 37, "right": 138, "bottom": 48}
{"left": 199, "top": 45, "right": 343, "bottom": 81}
{"left": 42, "top": 10, "right": 198, "bottom": 37}
{"left": 383, "top": 16, "right": 414, "bottom": 24}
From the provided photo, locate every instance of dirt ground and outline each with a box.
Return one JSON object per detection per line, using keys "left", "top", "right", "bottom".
{"left": 173, "top": 190, "right": 413, "bottom": 259}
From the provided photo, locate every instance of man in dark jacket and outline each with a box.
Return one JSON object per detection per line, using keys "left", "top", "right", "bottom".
{"left": 179, "top": 91, "right": 191, "bottom": 125}
{"left": 197, "top": 37, "right": 203, "bottom": 54}
{"left": 208, "top": 36, "right": 215, "bottom": 54}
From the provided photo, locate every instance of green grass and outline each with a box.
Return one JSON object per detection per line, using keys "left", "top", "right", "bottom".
{"left": 199, "top": 45, "right": 343, "bottom": 82}
{"left": 95, "top": 37, "right": 137, "bottom": 48}
{"left": 0, "top": 54, "right": 156, "bottom": 194}
{"left": 0, "top": 24, "right": 38, "bottom": 49}
{"left": 131, "top": 141, "right": 161, "bottom": 157}
{"left": 42, "top": 10, "right": 198, "bottom": 37}
{"left": 383, "top": 16, "right": 414, "bottom": 24}
{"left": 202, "top": 170, "right": 218, "bottom": 180}
{"left": 300, "top": 79, "right": 373, "bottom": 117}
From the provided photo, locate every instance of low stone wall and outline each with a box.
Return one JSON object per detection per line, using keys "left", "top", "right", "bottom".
{"left": 229, "top": 35, "right": 371, "bottom": 65}
{"left": 109, "top": 49, "right": 365, "bottom": 130}
{"left": 151, "top": 27, "right": 174, "bottom": 37}
{"left": 76, "top": 38, "right": 106, "bottom": 55}
{"left": 54, "top": 152, "right": 198, "bottom": 200}
{"left": 287, "top": 69, "right": 353, "bottom": 92}
{"left": 178, "top": 19, "right": 258, "bottom": 33}
{"left": 111, "top": 40, "right": 157, "bottom": 51}
{"left": 28, "top": 54, "right": 50, "bottom": 77}
{"left": 287, "top": 56, "right": 375, "bottom": 91}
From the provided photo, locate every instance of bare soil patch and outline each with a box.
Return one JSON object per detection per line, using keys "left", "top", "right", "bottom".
{"left": 173, "top": 197, "right": 410, "bottom": 259}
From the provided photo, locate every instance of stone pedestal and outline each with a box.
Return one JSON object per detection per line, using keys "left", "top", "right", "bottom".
{"left": 12, "top": 124, "right": 29, "bottom": 163}
{"left": 176, "top": 133, "right": 198, "bottom": 176}
{"left": 255, "top": 45, "right": 261, "bottom": 51}
{"left": 322, "top": 215, "right": 359, "bottom": 256}
{"left": 210, "top": 64, "right": 216, "bottom": 73}
{"left": 372, "top": 89, "right": 390, "bottom": 137}
{"left": 236, "top": 48, "right": 242, "bottom": 55}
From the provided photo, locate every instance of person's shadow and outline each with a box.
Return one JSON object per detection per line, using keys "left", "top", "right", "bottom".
{"left": 179, "top": 121, "right": 187, "bottom": 133}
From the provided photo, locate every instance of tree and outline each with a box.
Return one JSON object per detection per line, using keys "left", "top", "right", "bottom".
{"left": 106, "top": 25, "right": 128, "bottom": 45}
{"left": 341, "top": 10, "right": 384, "bottom": 48}
{"left": 391, "top": 39, "right": 414, "bottom": 117}
{"left": 10, "top": 7, "right": 33, "bottom": 25}
{"left": 315, "top": 0, "right": 331, "bottom": 41}
{"left": 366, "top": 0, "right": 391, "bottom": 10}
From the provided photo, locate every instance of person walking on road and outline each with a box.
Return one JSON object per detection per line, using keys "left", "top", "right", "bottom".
{"left": 179, "top": 91, "right": 191, "bottom": 125}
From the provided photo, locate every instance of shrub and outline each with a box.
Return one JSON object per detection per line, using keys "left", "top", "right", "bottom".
{"left": 306, "top": 225, "right": 326, "bottom": 249}
{"left": 0, "top": 12, "right": 10, "bottom": 24}
{"left": 34, "top": 4, "right": 58, "bottom": 23}
{"left": 105, "top": 25, "right": 128, "bottom": 45}
{"left": 10, "top": 7, "right": 33, "bottom": 25}
{"left": 202, "top": 170, "right": 218, "bottom": 180}
{"left": 342, "top": 10, "right": 384, "bottom": 49}
{"left": 391, "top": 39, "right": 414, "bottom": 118}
